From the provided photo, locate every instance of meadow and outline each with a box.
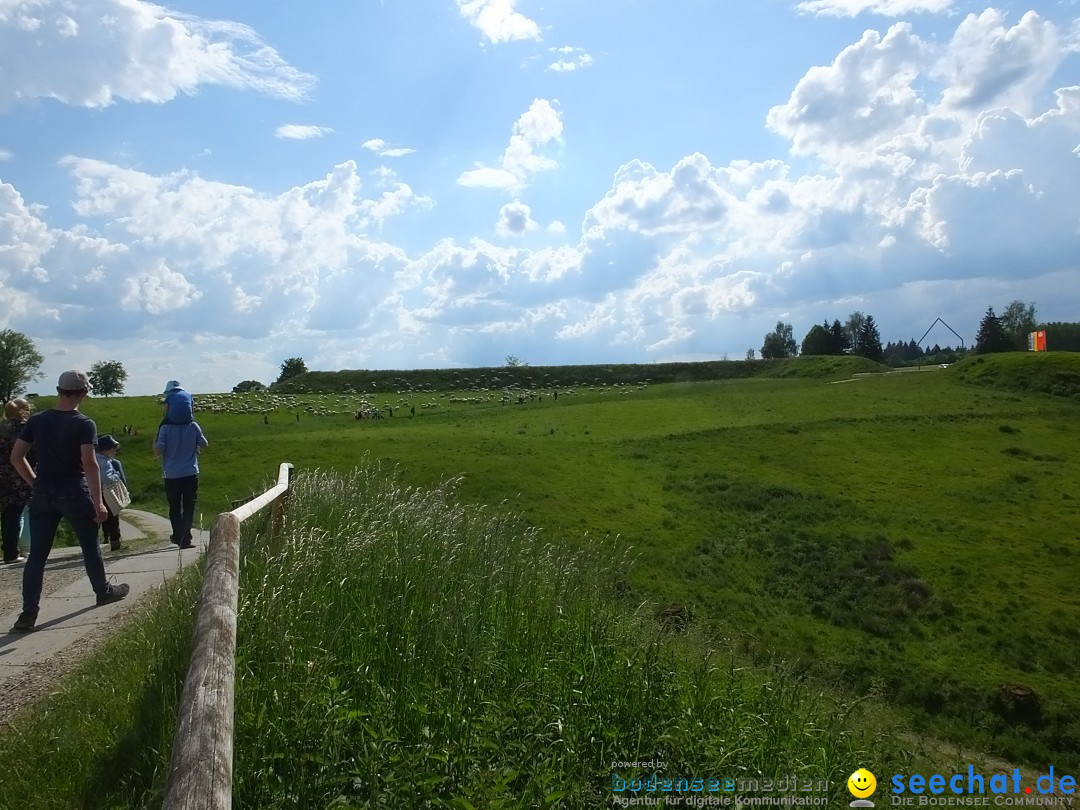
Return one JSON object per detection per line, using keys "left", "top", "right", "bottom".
{"left": 69, "top": 355, "right": 1080, "bottom": 764}
{"left": 4, "top": 353, "right": 1077, "bottom": 805}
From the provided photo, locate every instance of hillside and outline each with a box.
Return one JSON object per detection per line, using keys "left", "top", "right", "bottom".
{"left": 270, "top": 355, "right": 883, "bottom": 393}
{"left": 953, "top": 351, "right": 1080, "bottom": 397}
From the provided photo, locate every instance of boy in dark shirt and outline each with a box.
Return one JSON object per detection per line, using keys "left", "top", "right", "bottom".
{"left": 9, "top": 370, "right": 129, "bottom": 632}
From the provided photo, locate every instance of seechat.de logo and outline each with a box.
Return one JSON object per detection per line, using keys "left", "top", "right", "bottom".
{"left": 849, "top": 768, "right": 878, "bottom": 808}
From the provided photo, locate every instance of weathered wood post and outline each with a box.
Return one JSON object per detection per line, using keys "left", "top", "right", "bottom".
{"left": 163, "top": 462, "right": 293, "bottom": 810}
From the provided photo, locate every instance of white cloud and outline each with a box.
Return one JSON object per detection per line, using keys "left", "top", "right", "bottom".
{"left": 458, "top": 98, "right": 563, "bottom": 190}
{"left": 0, "top": 0, "right": 315, "bottom": 111}
{"left": 0, "top": 147, "right": 11, "bottom": 160}
{"left": 121, "top": 259, "right": 201, "bottom": 314}
{"left": 362, "top": 138, "right": 416, "bottom": 158}
{"left": 935, "top": 10, "right": 1067, "bottom": 116}
{"left": 3, "top": 9, "right": 1080, "bottom": 392}
{"left": 548, "top": 46, "right": 594, "bottom": 72}
{"left": 456, "top": 0, "right": 541, "bottom": 43}
{"left": 275, "top": 124, "right": 333, "bottom": 140}
{"left": 496, "top": 201, "right": 537, "bottom": 236}
{"left": 766, "top": 22, "right": 930, "bottom": 160}
{"left": 796, "top": 0, "right": 953, "bottom": 16}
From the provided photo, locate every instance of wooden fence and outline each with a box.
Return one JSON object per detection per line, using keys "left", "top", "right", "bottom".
{"left": 162, "top": 462, "right": 293, "bottom": 810}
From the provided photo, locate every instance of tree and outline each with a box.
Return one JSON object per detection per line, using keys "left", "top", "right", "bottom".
{"left": 856, "top": 315, "right": 884, "bottom": 363}
{"left": 844, "top": 312, "right": 867, "bottom": 356}
{"left": 0, "top": 329, "right": 44, "bottom": 402}
{"left": 801, "top": 322, "right": 836, "bottom": 355}
{"left": 232, "top": 380, "right": 266, "bottom": 394}
{"left": 745, "top": 348, "right": 756, "bottom": 361}
{"left": 761, "top": 321, "right": 798, "bottom": 359}
{"left": 830, "top": 319, "right": 851, "bottom": 354}
{"left": 88, "top": 360, "right": 128, "bottom": 397}
{"left": 975, "top": 307, "right": 1010, "bottom": 354}
{"left": 505, "top": 355, "right": 528, "bottom": 367}
{"left": 999, "top": 300, "right": 1037, "bottom": 350}
{"left": 276, "top": 357, "right": 308, "bottom": 384}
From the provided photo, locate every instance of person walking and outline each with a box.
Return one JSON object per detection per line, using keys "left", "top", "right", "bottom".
{"left": 154, "top": 417, "right": 208, "bottom": 549}
{"left": 95, "top": 434, "right": 126, "bottom": 551}
{"left": 9, "top": 371, "right": 129, "bottom": 633}
{"left": 1, "top": 398, "right": 34, "bottom": 564}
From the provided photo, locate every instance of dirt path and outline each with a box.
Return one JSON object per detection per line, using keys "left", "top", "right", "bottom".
{"left": 0, "top": 510, "right": 186, "bottom": 728}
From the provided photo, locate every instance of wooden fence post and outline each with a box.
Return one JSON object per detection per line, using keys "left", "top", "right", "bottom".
{"left": 162, "top": 511, "right": 241, "bottom": 810}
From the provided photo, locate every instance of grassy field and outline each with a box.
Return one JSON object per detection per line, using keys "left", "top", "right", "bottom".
{"left": 22, "top": 353, "right": 1080, "bottom": 773}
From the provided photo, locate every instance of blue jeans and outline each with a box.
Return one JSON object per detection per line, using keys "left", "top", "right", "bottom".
{"left": 164, "top": 475, "right": 199, "bottom": 544}
{"left": 23, "top": 479, "right": 109, "bottom": 615}
{"left": 2, "top": 502, "right": 27, "bottom": 562}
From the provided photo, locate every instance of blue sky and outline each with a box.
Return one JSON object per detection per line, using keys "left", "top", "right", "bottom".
{"left": 1, "top": 0, "right": 1078, "bottom": 395}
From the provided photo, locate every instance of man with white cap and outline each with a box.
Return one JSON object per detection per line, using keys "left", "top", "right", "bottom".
{"left": 8, "top": 370, "right": 129, "bottom": 632}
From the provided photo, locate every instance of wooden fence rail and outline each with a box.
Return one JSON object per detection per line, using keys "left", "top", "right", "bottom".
{"left": 162, "top": 462, "right": 293, "bottom": 810}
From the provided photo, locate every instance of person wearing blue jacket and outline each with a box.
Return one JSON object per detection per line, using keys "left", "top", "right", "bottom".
{"left": 160, "top": 380, "right": 194, "bottom": 426}
{"left": 153, "top": 420, "right": 208, "bottom": 549}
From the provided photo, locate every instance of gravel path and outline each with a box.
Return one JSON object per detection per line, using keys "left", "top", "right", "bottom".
{"left": 0, "top": 511, "right": 181, "bottom": 728}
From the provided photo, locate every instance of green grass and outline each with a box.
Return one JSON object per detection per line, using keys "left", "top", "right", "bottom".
{"left": 0, "top": 564, "right": 201, "bottom": 808}
{"left": 953, "top": 351, "right": 1080, "bottom": 398}
{"left": 6, "top": 354, "right": 1077, "bottom": 803}
{"left": 0, "top": 471, "right": 901, "bottom": 808}
{"left": 231, "top": 467, "right": 893, "bottom": 807}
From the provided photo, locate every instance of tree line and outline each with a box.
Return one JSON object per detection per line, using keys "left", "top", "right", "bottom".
{"left": 760, "top": 300, "right": 1072, "bottom": 365}
{"left": 760, "top": 312, "right": 886, "bottom": 362}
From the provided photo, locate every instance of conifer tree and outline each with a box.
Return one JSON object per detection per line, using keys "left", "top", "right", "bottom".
{"left": 975, "top": 307, "right": 1010, "bottom": 354}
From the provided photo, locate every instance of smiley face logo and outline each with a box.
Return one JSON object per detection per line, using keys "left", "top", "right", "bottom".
{"left": 848, "top": 768, "right": 877, "bottom": 799}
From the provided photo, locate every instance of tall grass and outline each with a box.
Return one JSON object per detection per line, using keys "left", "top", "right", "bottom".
{"left": 232, "top": 465, "right": 894, "bottom": 808}
{"left": 0, "top": 564, "right": 201, "bottom": 809}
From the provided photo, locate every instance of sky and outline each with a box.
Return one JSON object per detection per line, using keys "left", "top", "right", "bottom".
{"left": 1, "top": 0, "right": 1079, "bottom": 396}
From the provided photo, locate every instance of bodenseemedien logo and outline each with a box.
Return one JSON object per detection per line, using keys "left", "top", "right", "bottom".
{"left": 849, "top": 768, "right": 878, "bottom": 808}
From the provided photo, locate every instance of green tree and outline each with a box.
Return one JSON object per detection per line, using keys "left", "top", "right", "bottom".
{"left": 999, "top": 300, "right": 1037, "bottom": 350}
{"left": 856, "top": 316, "right": 884, "bottom": 363}
{"left": 830, "top": 319, "right": 851, "bottom": 354}
{"left": 232, "top": 379, "right": 267, "bottom": 394}
{"left": 800, "top": 323, "right": 834, "bottom": 355}
{"left": 0, "top": 329, "right": 44, "bottom": 402}
{"left": 276, "top": 357, "right": 308, "bottom": 384}
{"left": 87, "top": 360, "right": 128, "bottom": 397}
{"left": 844, "top": 312, "right": 866, "bottom": 356}
{"left": 975, "top": 307, "right": 1010, "bottom": 354}
{"left": 745, "top": 348, "right": 755, "bottom": 361}
{"left": 761, "top": 321, "right": 797, "bottom": 359}
{"left": 505, "top": 355, "right": 528, "bottom": 367}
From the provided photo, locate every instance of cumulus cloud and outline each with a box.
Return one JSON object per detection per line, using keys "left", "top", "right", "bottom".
{"left": 0, "top": 0, "right": 314, "bottom": 111}
{"left": 548, "top": 46, "right": 594, "bottom": 72}
{"left": 458, "top": 98, "right": 563, "bottom": 190}
{"left": 362, "top": 138, "right": 416, "bottom": 158}
{"left": 3, "top": 8, "right": 1080, "bottom": 390}
{"left": 496, "top": 201, "right": 538, "bottom": 236}
{"left": 796, "top": 0, "right": 953, "bottom": 15}
{"left": 456, "top": 0, "right": 541, "bottom": 43}
{"left": 275, "top": 124, "right": 333, "bottom": 140}
{"left": 121, "top": 259, "right": 201, "bottom": 314}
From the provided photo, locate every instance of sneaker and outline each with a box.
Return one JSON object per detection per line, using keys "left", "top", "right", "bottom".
{"left": 110, "top": 542, "right": 125, "bottom": 551}
{"left": 11, "top": 612, "right": 36, "bottom": 632}
{"left": 96, "top": 583, "right": 131, "bottom": 606}
{"left": 3, "top": 555, "right": 26, "bottom": 564}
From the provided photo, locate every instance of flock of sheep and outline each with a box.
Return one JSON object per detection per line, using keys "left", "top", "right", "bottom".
{"left": 186, "top": 380, "right": 654, "bottom": 423}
